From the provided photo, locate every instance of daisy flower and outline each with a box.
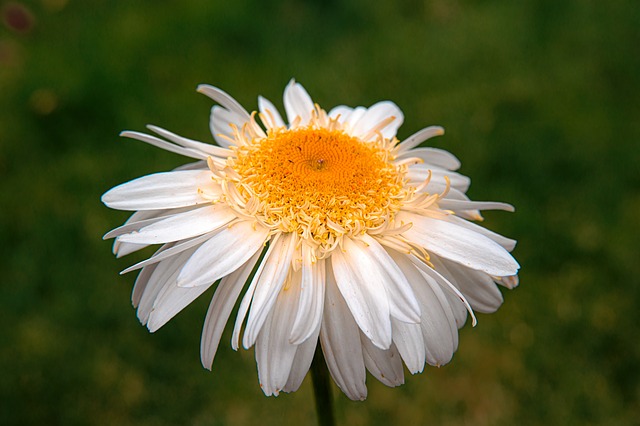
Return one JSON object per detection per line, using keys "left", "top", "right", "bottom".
{"left": 102, "top": 80, "right": 520, "bottom": 400}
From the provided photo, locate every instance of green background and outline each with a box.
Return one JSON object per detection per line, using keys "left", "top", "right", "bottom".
{"left": 1, "top": 0, "right": 638, "bottom": 424}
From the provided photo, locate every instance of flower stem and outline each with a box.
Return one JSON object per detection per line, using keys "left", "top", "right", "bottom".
{"left": 310, "top": 343, "right": 335, "bottom": 426}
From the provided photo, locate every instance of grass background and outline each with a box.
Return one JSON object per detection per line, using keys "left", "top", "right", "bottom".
{"left": 1, "top": 0, "right": 638, "bottom": 424}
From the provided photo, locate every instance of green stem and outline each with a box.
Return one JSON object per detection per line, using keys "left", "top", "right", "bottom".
{"left": 310, "top": 343, "right": 336, "bottom": 426}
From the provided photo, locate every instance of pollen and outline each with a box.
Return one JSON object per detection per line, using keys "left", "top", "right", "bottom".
{"left": 222, "top": 123, "right": 409, "bottom": 257}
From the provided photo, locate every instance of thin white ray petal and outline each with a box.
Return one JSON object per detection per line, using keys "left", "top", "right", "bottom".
{"left": 132, "top": 262, "right": 160, "bottom": 308}
{"left": 435, "top": 256, "right": 504, "bottom": 314}
{"left": 448, "top": 215, "right": 517, "bottom": 251}
{"left": 101, "top": 170, "right": 214, "bottom": 211}
{"left": 442, "top": 288, "right": 468, "bottom": 329}
{"left": 392, "top": 320, "right": 426, "bottom": 374}
{"left": 121, "top": 232, "right": 215, "bottom": 274}
{"left": 117, "top": 205, "right": 236, "bottom": 245}
{"left": 255, "top": 272, "right": 301, "bottom": 396}
{"left": 396, "top": 126, "right": 445, "bottom": 154}
{"left": 283, "top": 79, "right": 315, "bottom": 126}
{"left": 396, "top": 147, "right": 461, "bottom": 170}
{"left": 283, "top": 324, "right": 320, "bottom": 393}
{"left": 147, "top": 275, "right": 216, "bottom": 333}
{"left": 327, "top": 105, "right": 353, "bottom": 123}
{"left": 137, "top": 248, "right": 194, "bottom": 326}
{"left": 231, "top": 234, "right": 280, "bottom": 351}
{"left": 290, "top": 247, "right": 325, "bottom": 344}
{"left": 350, "top": 101, "right": 404, "bottom": 140}
{"left": 114, "top": 240, "right": 149, "bottom": 258}
{"left": 410, "top": 255, "right": 477, "bottom": 328}
{"left": 258, "top": 96, "right": 286, "bottom": 129}
{"left": 201, "top": 250, "right": 262, "bottom": 370}
{"left": 395, "top": 256, "right": 458, "bottom": 367}
{"left": 120, "top": 131, "right": 208, "bottom": 160}
{"left": 320, "top": 262, "right": 367, "bottom": 401}
{"left": 360, "top": 234, "right": 420, "bottom": 323}
{"left": 361, "top": 334, "right": 404, "bottom": 387}
{"left": 384, "top": 250, "right": 429, "bottom": 373}
{"left": 147, "top": 125, "right": 233, "bottom": 158}
{"left": 407, "top": 168, "right": 471, "bottom": 192}
{"left": 197, "top": 84, "right": 252, "bottom": 119}
{"left": 416, "top": 275, "right": 459, "bottom": 366}
{"left": 106, "top": 209, "right": 190, "bottom": 240}
{"left": 343, "top": 106, "right": 366, "bottom": 131}
{"left": 173, "top": 160, "right": 208, "bottom": 171}
{"left": 497, "top": 275, "right": 520, "bottom": 289}
{"left": 437, "top": 199, "right": 515, "bottom": 213}
{"left": 399, "top": 212, "right": 520, "bottom": 276}
{"left": 243, "top": 233, "right": 297, "bottom": 349}
{"left": 414, "top": 181, "right": 470, "bottom": 202}
{"left": 209, "top": 105, "right": 248, "bottom": 148}
{"left": 330, "top": 237, "right": 392, "bottom": 349}
{"left": 177, "top": 221, "right": 269, "bottom": 288}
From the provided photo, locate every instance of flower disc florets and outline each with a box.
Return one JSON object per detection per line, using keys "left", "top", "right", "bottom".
{"left": 211, "top": 111, "right": 410, "bottom": 257}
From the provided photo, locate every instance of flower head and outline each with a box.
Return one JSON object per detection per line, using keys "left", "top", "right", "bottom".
{"left": 102, "top": 80, "right": 520, "bottom": 400}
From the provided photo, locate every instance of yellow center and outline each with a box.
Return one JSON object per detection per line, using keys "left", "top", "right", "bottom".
{"left": 226, "top": 125, "right": 407, "bottom": 256}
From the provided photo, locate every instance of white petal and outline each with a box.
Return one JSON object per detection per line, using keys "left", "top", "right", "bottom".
{"left": 290, "top": 246, "right": 325, "bottom": 344}
{"left": 388, "top": 250, "right": 458, "bottom": 366}
{"left": 343, "top": 106, "right": 367, "bottom": 130}
{"left": 407, "top": 167, "right": 471, "bottom": 192}
{"left": 283, "top": 79, "right": 315, "bottom": 126}
{"left": 327, "top": 105, "right": 352, "bottom": 123}
{"left": 147, "top": 125, "right": 233, "bottom": 158}
{"left": 416, "top": 275, "right": 459, "bottom": 366}
{"left": 442, "top": 288, "right": 468, "bottom": 329}
{"left": 136, "top": 248, "right": 194, "bottom": 325}
{"left": 147, "top": 273, "right": 216, "bottom": 333}
{"left": 350, "top": 101, "right": 404, "bottom": 140}
{"left": 117, "top": 205, "right": 236, "bottom": 245}
{"left": 391, "top": 320, "right": 426, "bottom": 374}
{"left": 497, "top": 275, "right": 519, "bottom": 289}
{"left": 231, "top": 234, "right": 281, "bottom": 350}
{"left": 255, "top": 274, "right": 301, "bottom": 396}
{"left": 258, "top": 96, "right": 285, "bottom": 129}
{"left": 173, "top": 160, "right": 208, "bottom": 171}
{"left": 434, "top": 256, "right": 504, "bottom": 314}
{"left": 197, "top": 84, "right": 261, "bottom": 148}
{"left": 320, "top": 262, "right": 367, "bottom": 401}
{"left": 111, "top": 208, "right": 199, "bottom": 255}
{"left": 114, "top": 241, "right": 149, "bottom": 258}
{"left": 361, "top": 334, "right": 404, "bottom": 387}
{"left": 120, "top": 232, "right": 215, "bottom": 274}
{"left": 105, "top": 216, "right": 169, "bottom": 240}
{"left": 177, "top": 221, "right": 269, "bottom": 288}
{"left": 411, "top": 256, "right": 476, "bottom": 328}
{"left": 209, "top": 105, "right": 249, "bottom": 148}
{"left": 197, "top": 84, "right": 252, "bottom": 118}
{"left": 102, "top": 170, "right": 214, "bottom": 211}
{"left": 437, "top": 199, "right": 515, "bottom": 213}
{"left": 132, "top": 260, "right": 160, "bottom": 308}
{"left": 398, "top": 212, "right": 520, "bottom": 276}
{"left": 396, "top": 147, "right": 461, "bottom": 171}
{"left": 384, "top": 250, "right": 428, "bottom": 373}
{"left": 359, "top": 234, "right": 420, "bottom": 324}
{"left": 448, "top": 215, "right": 517, "bottom": 251}
{"left": 396, "top": 126, "right": 445, "bottom": 154}
{"left": 330, "top": 237, "right": 392, "bottom": 349}
{"left": 200, "top": 250, "right": 262, "bottom": 369}
{"left": 283, "top": 324, "right": 320, "bottom": 393}
{"left": 243, "top": 233, "right": 297, "bottom": 349}
{"left": 120, "top": 131, "right": 208, "bottom": 160}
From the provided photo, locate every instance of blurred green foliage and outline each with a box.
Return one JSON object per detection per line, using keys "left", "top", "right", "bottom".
{"left": 1, "top": 0, "right": 639, "bottom": 425}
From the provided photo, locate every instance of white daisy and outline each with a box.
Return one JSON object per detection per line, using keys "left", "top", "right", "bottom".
{"left": 102, "top": 80, "right": 520, "bottom": 400}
